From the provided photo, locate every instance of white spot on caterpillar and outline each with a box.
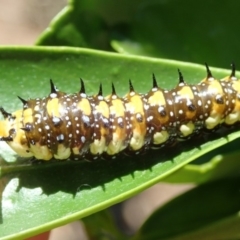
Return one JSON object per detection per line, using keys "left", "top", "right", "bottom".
{"left": 81, "top": 136, "right": 86, "bottom": 143}
{"left": 103, "top": 118, "right": 109, "bottom": 125}
{"left": 147, "top": 116, "right": 153, "bottom": 122}
{"left": 178, "top": 109, "right": 183, "bottom": 114}
{"left": 34, "top": 105, "right": 40, "bottom": 111}
{"left": 52, "top": 116, "right": 61, "bottom": 124}
{"left": 136, "top": 113, "right": 143, "bottom": 122}
{"left": 56, "top": 134, "right": 64, "bottom": 141}
{"left": 50, "top": 93, "right": 57, "bottom": 99}
{"left": 158, "top": 106, "right": 164, "bottom": 113}
{"left": 82, "top": 115, "right": 90, "bottom": 124}
{"left": 144, "top": 104, "right": 149, "bottom": 110}
{"left": 117, "top": 117, "right": 123, "bottom": 124}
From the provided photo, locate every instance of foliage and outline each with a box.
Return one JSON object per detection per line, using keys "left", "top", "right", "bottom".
{"left": 1, "top": 0, "right": 240, "bottom": 239}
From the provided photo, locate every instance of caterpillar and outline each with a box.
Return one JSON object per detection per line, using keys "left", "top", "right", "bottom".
{"left": 0, "top": 64, "right": 239, "bottom": 161}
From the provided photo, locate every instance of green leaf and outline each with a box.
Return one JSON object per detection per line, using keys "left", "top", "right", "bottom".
{"left": 111, "top": 0, "right": 240, "bottom": 68}
{"left": 37, "top": 0, "right": 240, "bottom": 68}
{"left": 36, "top": 0, "right": 139, "bottom": 50}
{"left": 163, "top": 143, "right": 240, "bottom": 184}
{"left": 134, "top": 178, "right": 240, "bottom": 240}
{"left": 82, "top": 209, "right": 127, "bottom": 240}
{"left": 0, "top": 46, "right": 239, "bottom": 239}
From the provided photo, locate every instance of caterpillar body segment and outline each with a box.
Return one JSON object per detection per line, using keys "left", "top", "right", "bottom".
{"left": 0, "top": 64, "right": 240, "bottom": 161}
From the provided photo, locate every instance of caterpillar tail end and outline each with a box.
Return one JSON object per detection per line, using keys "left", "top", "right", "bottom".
{"left": 0, "top": 108, "right": 33, "bottom": 158}
{"left": 0, "top": 107, "right": 12, "bottom": 141}
{"left": 0, "top": 120, "right": 11, "bottom": 141}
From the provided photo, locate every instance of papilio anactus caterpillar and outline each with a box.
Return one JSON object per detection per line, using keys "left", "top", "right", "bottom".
{"left": 0, "top": 63, "right": 239, "bottom": 161}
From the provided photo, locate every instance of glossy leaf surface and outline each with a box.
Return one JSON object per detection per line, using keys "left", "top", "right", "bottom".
{"left": 0, "top": 47, "right": 239, "bottom": 239}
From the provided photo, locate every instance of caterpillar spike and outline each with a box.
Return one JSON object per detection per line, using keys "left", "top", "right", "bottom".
{"left": 0, "top": 64, "right": 240, "bottom": 161}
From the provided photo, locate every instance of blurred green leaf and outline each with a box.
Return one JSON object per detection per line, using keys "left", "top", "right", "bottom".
{"left": 83, "top": 209, "right": 127, "bottom": 240}
{"left": 37, "top": 0, "right": 240, "bottom": 67}
{"left": 36, "top": 0, "right": 139, "bottom": 50}
{"left": 134, "top": 178, "right": 240, "bottom": 240}
{"left": 163, "top": 141, "right": 240, "bottom": 184}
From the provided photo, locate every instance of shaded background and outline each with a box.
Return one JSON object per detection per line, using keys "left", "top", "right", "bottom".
{"left": 0, "top": 0, "right": 66, "bottom": 45}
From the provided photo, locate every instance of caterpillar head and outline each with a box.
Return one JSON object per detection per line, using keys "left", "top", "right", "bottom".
{"left": 0, "top": 108, "right": 33, "bottom": 158}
